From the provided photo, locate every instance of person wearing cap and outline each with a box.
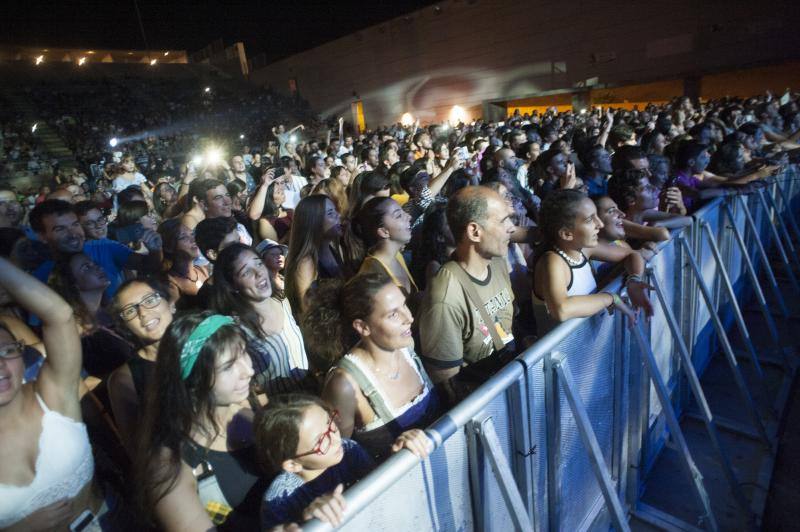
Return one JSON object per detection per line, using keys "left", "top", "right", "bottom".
{"left": 256, "top": 239, "right": 288, "bottom": 295}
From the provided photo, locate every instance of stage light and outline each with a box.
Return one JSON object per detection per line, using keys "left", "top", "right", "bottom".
{"left": 78, "top": 57, "right": 86, "bottom": 66}
{"left": 400, "top": 113, "right": 414, "bottom": 127}
{"left": 109, "top": 138, "right": 118, "bottom": 148}
{"left": 290, "top": 135, "right": 297, "bottom": 143}
{"left": 205, "top": 147, "right": 223, "bottom": 165}
{"left": 31, "top": 123, "right": 38, "bottom": 133}
{"left": 239, "top": 134, "right": 245, "bottom": 139}
{"left": 163, "top": 51, "right": 169, "bottom": 56}
{"left": 580, "top": 108, "right": 587, "bottom": 114}
{"left": 150, "top": 59, "right": 157, "bottom": 66}
{"left": 449, "top": 105, "right": 467, "bottom": 125}
{"left": 35, "top": 55, "right": 44, "bottom": 65}
{"left": 204, "top": 87, "right": 211, "bottom": 93}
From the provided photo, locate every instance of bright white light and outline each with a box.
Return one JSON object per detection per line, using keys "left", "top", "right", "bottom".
{"left": 580, "top": 108, "right": 587, "bottom": 114}
{"left": 31, "top": 123, "right": 38, "bottom": 133}
{"left": 109, "top": 137, "right": 118, "bottom": 147}
{"left": 149, "top": 59, "right": 157, "bottom": 66}
{"left": 204, "top": 87, "right": 211, "bottom": 93}
{"left": 449, "top": 105, "right": 467, "bottom": 125}
{"left": 400, "top": 113, "right": 414, "bottom": 127}
{"left": 205, "top": 148, "right": 223, "bottom": 165}
{"left": 192, "top": 155, "right": 203, "bottom": 167}
{"left": 239, "top": 134, "right": 245, "bottom": 139}
{"left": 441, "top": 123, "right": 450, "bottom": 131}
{"left": 163, "top": 51, "right": 169, "bottom": 56}
{"left": 35, "top": 55, "right": 44, "bottom": 65}
{"left": 289, "top": 135, "right": 297, "bottom": 143}
{"left": 78, "top": 57, "right": 86, "bottom": 66}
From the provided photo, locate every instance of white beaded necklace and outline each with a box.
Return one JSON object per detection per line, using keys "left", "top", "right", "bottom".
{"left": 554, "top": 246, "right": 583, "bottom": 267}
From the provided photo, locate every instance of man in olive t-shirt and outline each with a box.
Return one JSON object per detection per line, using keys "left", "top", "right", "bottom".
{"left": 418, "top": 187, "right": 516, "bottom": 399}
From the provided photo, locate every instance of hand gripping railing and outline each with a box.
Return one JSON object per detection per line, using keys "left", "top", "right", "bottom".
{"left": 303, "top": 167, "right": 799, "bottom": 532}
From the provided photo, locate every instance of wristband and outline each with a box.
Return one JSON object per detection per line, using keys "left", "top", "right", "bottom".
{"left": 625, "top": 274, "right": 643, "bottom": 286}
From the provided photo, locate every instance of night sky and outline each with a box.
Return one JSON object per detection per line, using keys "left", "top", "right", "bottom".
{"left": 0, "top": 0, "right": 437, "bottom": 63}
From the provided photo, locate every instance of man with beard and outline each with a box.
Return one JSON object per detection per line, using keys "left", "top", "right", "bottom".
{"left": 29, "top": 200, "right": 162, "bottom": 298}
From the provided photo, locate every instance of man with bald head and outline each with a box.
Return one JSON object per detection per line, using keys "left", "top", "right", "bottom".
{"left": 418, "top": 186, "right": 516, "bottom": 403}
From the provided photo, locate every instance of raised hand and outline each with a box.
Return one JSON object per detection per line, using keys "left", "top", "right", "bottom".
{"left": 302, "top": 484, "right": 346, "bottom": 527}
{"left": 391, "top": 429, "right": 433, "bottom": 458}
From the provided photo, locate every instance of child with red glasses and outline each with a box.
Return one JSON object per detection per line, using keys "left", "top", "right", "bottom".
{"left": 254, "top": 394, "right": 374, "bottom": 528}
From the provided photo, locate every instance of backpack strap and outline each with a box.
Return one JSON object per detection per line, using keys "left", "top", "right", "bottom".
{"left": 441, "top": 260, "right": 506, "bottom": 352}
{"left": 337, "top": 356, "right": 395, "bottom": 423}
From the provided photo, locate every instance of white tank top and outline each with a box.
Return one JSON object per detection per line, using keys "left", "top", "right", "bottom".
{"left": 533, "top": 251, "right": 597, "bottom": 337}
{"left": 0, "top": 393, "right": 95, "bottom": 528}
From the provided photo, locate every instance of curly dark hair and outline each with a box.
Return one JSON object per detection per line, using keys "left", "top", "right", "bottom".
{"left": 300, "top": 271, "right": 394, "bottom": 373}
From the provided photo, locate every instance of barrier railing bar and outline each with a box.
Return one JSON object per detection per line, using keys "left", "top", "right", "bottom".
{"left": 543, "top": 352, "right": 562, "bottom": 532}
{"left": 763, "top": 188, "right": 800, "bottom": 269}
{"left": 700, "top": 221, "right": 768, "bottom": 385}
{"left": 552, "top": 354, "right": 631, "bottom": 532}
{"left": 754, "top": 189, "right": 800, "bottom": 293}
{"left": 633, "top": 501, "right": 705, "bottom": 532}
{"left": 631, "top": 322, "right": 721, "bottom": 531}
{"left": 471, "top": 415, "right": 535, "bottom": 531}
{"left": 738, "top": 196, "right": 791, "bottom": 319}
{"left": 650, "top": 268, "right": 753, "bottom": 524}
{"left": 679, "top": 236, "right": 774, "bottom": 451}
{"left": 773, "top": 176, "right": 800, "bottom": 244}
{"left": 722, "top": 204, "right": 785, "bottom": 356}
{"left": 303, "top": 359, "right": 528, "bottom": 532}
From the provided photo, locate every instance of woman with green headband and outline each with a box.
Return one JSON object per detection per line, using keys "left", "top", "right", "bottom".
{"left": 134, "top": 310, "right": 268, "bottom": 531}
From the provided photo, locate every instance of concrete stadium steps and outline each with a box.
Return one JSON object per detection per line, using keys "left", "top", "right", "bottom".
{"left": 631, "top": 270, "right": 799, "bottom": 531}
{"left": 0, "top": 87, "right": 78, "bottom": 170}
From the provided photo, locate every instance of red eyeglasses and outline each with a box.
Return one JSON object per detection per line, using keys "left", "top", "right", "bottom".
{"left": 294, "top": 410, "right": 340, "bottom": 458}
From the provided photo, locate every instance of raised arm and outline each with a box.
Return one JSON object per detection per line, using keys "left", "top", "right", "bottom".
{"left": 427, "top": 155, "right": 465, "bottom": 198}
{"left": 0, "top": 257, "right": 81, "bottom": 415}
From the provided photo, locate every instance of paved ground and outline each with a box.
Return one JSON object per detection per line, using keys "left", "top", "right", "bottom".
{"left": 762, "top": 375, "right": 800, "bottom": 531}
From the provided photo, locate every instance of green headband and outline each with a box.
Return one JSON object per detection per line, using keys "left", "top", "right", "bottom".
{"left": 179, "top": 314, "right": 235, "bottom": 380}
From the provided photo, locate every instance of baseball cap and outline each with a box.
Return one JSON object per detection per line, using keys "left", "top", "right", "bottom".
{"left": 255, "top": 239, "right": 288, "bottom": 256}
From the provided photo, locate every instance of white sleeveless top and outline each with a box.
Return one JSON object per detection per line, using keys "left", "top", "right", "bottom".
{"left": 0, "top": 393, "right": 95, "bottom": 528}
{"left": 341, "top": 348, "right": 431, "bottom": 432}
{"left": 533, "top": 252, "right": 598, "bottom": 337}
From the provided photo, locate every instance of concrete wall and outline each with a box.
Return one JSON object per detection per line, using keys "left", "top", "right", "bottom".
{"left": 250, "top": 0, "right": 800, "bottom": 128}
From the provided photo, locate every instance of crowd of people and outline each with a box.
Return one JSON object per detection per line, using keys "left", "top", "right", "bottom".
{"left": 0, "top": 86, "right": 799, "bottom": 531}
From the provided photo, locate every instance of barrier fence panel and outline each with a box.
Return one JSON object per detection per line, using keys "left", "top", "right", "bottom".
{"left": 304, "top": 166, "right": 799, "bottom": 532}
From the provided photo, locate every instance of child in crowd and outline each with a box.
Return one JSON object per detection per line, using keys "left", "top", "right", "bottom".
{"left": 532, "top": 189, "right": 653, "bottom": 336}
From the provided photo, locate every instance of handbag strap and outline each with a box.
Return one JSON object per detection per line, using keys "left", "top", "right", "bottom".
{"left": 442, "top": 260, "right": 506, "bottom": 352}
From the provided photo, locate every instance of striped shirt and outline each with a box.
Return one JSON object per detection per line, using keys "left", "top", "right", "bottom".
{"left": 241, "top": 298, "right": 309, "bottom": 395}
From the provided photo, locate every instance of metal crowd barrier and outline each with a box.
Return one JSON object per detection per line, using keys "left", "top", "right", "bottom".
{"left": 305, "top": 167, "right": 800, "bottom": 532}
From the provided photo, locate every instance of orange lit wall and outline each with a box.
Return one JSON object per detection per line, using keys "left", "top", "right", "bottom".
{"left": 700, "top": 62, "right": 800, "bottom": 99}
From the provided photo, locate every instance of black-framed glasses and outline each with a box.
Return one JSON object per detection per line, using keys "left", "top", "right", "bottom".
{"left": 118, "top": 292, "right": 162, "bottom": 321}
{"left": 0, "top": 341, "right": 25, "bottom": 360}
{"left": 83, "top": 217, "right": 107, "bottom": 229}
{"left": 294, "top": 410, "right": 340, "bottom": 458}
